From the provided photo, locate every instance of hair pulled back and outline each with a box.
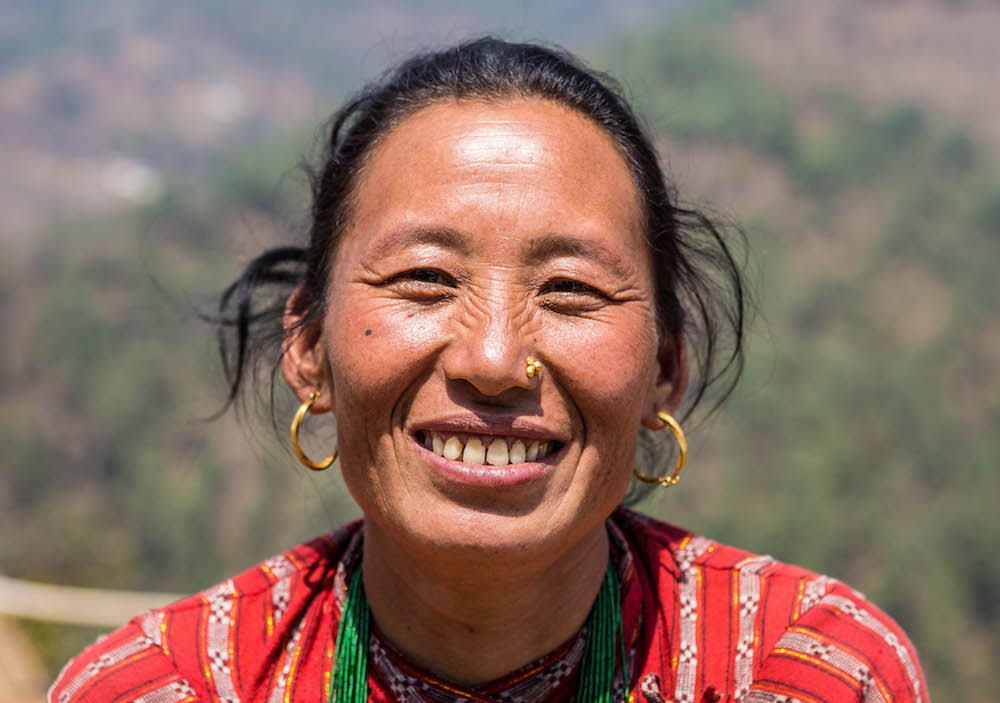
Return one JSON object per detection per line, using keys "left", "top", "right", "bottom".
{"left": 216, "top": 37, "right": 748, "bottom": 499}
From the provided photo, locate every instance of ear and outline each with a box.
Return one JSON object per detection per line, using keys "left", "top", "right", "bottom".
{"left": 641, "top": 329, "right": 687, "bottom": 430}
{"left": 280, "top": 287, "right": 333, "bottom": 413}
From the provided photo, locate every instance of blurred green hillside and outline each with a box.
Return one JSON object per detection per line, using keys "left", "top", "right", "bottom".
{"left": 3, "top": 1, "right": 997, "bottom": 700}
{"left": 607, "top": 3, "right": 1000, "bottom": 699}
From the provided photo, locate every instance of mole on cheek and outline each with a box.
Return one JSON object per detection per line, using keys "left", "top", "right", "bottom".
{"left": 365, "top": 329, "right": 373, "bottom": 336}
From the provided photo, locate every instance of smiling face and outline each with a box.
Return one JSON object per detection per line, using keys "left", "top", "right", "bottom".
{"left": 284, "top": 98, "right": 683, "bottom": 564}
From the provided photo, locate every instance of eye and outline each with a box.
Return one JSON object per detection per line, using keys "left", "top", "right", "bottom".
{"left": 539, "top": 277, "right": 609, "bottom": 313}
{"left": 540, "top": 278, "right": 606, "bottom": 297}
{"left": 385, "top": 268, "right": 457, "bottom": 302}
{"left": 390, "top": 268, "right": 455, "bottom": 286}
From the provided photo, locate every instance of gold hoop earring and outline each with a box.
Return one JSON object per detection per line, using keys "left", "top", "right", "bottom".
{"left": 633, "top": 411, "right": 687, "bottom": 487}
{"left": 526, "top": 356, "right": 542, "bottom": 379}
{"left": 290, "top": 391, "right": 336, "bottom": 471}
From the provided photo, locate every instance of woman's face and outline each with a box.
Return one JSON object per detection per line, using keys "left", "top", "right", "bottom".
{"left": 285, "top": 99, "right": 682, "bottom": 561}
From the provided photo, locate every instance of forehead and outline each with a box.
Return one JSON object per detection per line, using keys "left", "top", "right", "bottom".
{"left": 347, "top": 98, "right": 645, "bottom": 247}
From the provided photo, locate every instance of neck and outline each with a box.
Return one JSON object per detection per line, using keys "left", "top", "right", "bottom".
{"left": 361, "top": 520, "right": 610, "bottom": 686}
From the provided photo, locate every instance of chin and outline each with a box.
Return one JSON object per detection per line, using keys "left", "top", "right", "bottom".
{"left": 371, "top": 490, "right": 612, "bottom": 569}
{"left": 345, "top": 441, "right": 629, "bottom": 566}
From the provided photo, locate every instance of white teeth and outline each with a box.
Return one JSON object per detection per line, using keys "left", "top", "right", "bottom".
{"left": 427, "top": 433, "right": 553, "bottom": 465}
{"left": 443, "top": 436, "right": 463, "bottom": 460}
{"left": 508, "top": 439, "right": 526, "bottom": 464}
{"left": 526, "top": 441, "right": 539, "bottom": 461}
{"left": 462, "top": 437, "right": 486, "bottom": 464}
{"left": 486, "top": 438, "right": 509, "bottom": 466}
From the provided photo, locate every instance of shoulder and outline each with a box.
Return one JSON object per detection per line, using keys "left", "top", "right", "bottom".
{"left": 48, "top": 524, "right": 360, "bottom": 703}
{"left": 47, "top": 614, "right": 196, "bottom": 703}
{"left": 748, "top": 579, "right": 928, "bottom": 703}
{"left": 612, "top": 509, "right": 928, "bottom": 702}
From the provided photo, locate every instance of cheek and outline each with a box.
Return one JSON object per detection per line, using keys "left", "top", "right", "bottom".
{"left": 544, "top": 312, "right": 658, "bottom": 498}
{"left": 547, "top": 314, "right": 659, "bottom": 415}
{"left": 323, "top": 297, "right": 449, "bottom": 412}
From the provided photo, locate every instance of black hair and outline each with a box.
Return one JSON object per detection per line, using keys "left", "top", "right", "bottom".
{"left": 215, "top": 37, "right": 748, "bottom": 502}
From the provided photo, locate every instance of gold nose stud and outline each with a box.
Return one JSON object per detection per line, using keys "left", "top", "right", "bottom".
{"left": 525, "top": 356, "right": 543, "bottom": 379}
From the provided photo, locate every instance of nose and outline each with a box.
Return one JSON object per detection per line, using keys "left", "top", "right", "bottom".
{"left": 441, "top": 303, "right": 536, "bottom": 398}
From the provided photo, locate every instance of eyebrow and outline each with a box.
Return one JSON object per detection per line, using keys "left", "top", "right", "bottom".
{"left": 525, "top": 234, "right": 635, "bottom": 278}
{"left": 365, "top": 227, "right": 635, "bottom": 278}
{"left": 365, "top": 226, "right": 472, "bottom": 260}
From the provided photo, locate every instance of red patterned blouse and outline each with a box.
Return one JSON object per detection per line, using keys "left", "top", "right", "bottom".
{"left": 48, "top": 509, "right": 928, "bottom": 703}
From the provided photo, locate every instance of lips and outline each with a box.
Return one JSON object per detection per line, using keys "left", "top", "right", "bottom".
{"left": 415, "top": 431, "right": 559, "bottom": 467}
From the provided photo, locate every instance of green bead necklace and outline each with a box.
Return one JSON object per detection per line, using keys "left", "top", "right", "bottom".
{"left": 330, "top": 562, "right": 628, "bottom": 703}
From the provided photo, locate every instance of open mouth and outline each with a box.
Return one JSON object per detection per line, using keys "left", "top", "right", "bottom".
{"left": 415, "top": 431, "right": 561, "bottom": 467}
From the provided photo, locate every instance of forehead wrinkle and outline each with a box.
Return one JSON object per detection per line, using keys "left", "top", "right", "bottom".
{"left": 526, "top": 234, "right": 638, "bottom": 280}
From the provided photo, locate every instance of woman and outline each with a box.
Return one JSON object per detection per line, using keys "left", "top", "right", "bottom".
{"left": 50, "top": 38, "right": 927, "bottom": 703}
